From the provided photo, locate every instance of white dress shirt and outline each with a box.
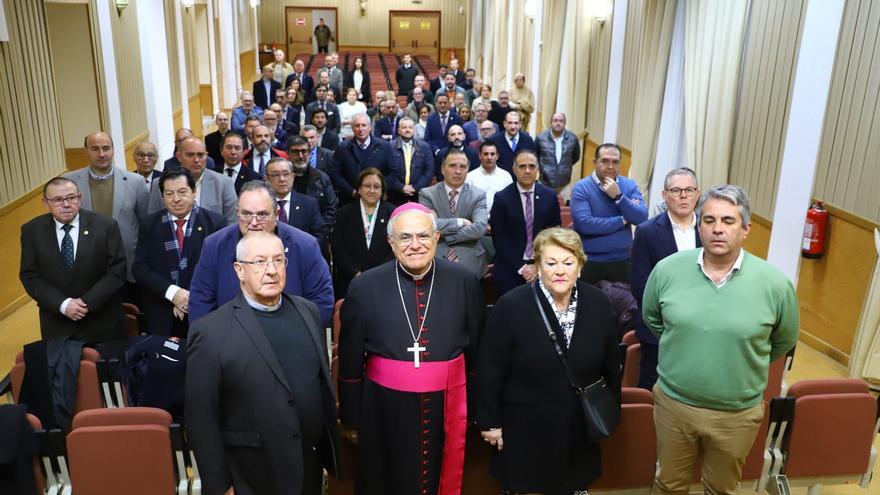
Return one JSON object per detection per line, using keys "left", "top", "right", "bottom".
{"left": 697, "top": 248, "right": 744, "bottom": 288}
{"left": 552, "top": 132, "right": 565, "bottom": 164}
{"left": 55, "top": 214, "right": 80, "bottom": 315}
{"left": 223, "top": 163, "right": 242, "bottom": 182}
{"left": 164, "top": 210, "right": 193, "bottom": 302}
{"left": 669, "top": 212, "right": 697, "bottom": 252}
{"left": 466, "top": 166, "right": 513, "bottom": 213}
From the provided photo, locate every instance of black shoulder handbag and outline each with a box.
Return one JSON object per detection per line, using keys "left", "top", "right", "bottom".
{"left": 532, "top": 282, "right": 620, "bottom": 441}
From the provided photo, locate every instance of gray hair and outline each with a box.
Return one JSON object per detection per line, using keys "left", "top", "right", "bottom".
{"left": 663, "top": 167, "right": 698, "bottom": 189}
{"left": 238, "top": 180, "right": 278, "bottom": 211}
{"left": 235, "top": 231, "right": 283, "bottom": 261}
{"left": 265, "top": 157, "right": 294, "bottom": 173}
{"left": 387, "top": 209, "right": 438, "bottom": 238}
{"left": 301, "top": 124, "right": 317, "bottom": 134}
{"left": 398, "top": 116, "right": 415, "bottom": 126}
{"left": 352, "top": 113, "right": 371, "bottom": 126}
{"left": 699, "top": 184, "right": 751, "bottom": 225}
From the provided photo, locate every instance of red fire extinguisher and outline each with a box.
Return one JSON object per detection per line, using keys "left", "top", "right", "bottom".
{"left": 802, "top": 200, "right": 828, "bottom": 259}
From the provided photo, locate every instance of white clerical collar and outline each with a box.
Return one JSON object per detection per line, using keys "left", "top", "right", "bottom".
{"left": 54, "top": 214, "right": 80, "bottom": 232}
{"left": 243, "top": 293, "right": 282, "bottom": 312}
{"left": 399, "top": 261, "right": 434, "bottom": 281}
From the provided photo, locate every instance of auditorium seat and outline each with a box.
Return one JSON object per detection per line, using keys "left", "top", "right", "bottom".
{"left": 560, "top": 205, "right": 572, "bottom": 228}
{"left": 66, "top": 407, "right": 177, "bottom": 495}
{"left": 621, "top": 330, "right": 638, "bottom": 346}
{"left": 12, "top": 346, "right": 104, "bottom": 413}
{"left": 764, "top": 379, "right": 879, "bottom": 494}
{"left": 621, "top": 342, "right": 641, "bottom": 389}
{"left": 592, "top": 387, "right": 655, "bottom": 492}
{"left": 26, "top": 413, "right": 49, "bottom": 494}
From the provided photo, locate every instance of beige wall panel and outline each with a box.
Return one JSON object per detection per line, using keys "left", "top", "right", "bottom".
{"left": 586, "top": 15, "right": 612, "bottom": 141}
{"left": 182, "top": 9, "right": 201, "bottom": 95}
{"left": 164, "top": 0, "right": 181, "bottom": 110}
{"left": 110, "top": 0, "right": 148, "bottom": 142}
{"left": 816, "top": 0, "right": 880, "bottom": 223}
{"left": 46, "top": 3, "right": 102, "bottom": 149}
{"left": 0, "top": 0, "right": 65, "bottom": 206}
{"left": 195, "top": 5, "right": 211, "bottom": 84}
{"left": 617, "top": 0, "right": 644, "bottom": 148}
{"left": 728, "top": 0, "right": 805, "bottom": 217}
{"left": 258, "top": 0, "right": 467, "bottom": 53}
{"left": 239, "top": 2, "right": 256, "bottom": 53}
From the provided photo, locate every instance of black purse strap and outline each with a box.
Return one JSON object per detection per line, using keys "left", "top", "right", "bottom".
{"left": 532, "top": 282, "right": 584, "bottom": 394}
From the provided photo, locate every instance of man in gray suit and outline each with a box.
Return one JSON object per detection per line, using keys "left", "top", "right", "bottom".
{"left": 535, "top": 112, "right": 582, "bottom": 192}
{"left": 149, "top": 137, "right": 238, "bottom": 225}
{"left": 64, "top": 132, "right": 149, "bottom": 300}
{"left": 419, "top": 149, "right": 489, "bottom": 277}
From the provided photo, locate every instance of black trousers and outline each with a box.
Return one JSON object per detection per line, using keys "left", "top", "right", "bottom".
{"left": 317, "top": 45, "right": 328, "bottom": 54}
{"left": 638, "top": 342, "right": 659, "bottom": 390}
{"left": 579, "top": 259, "right": 630, "bottom": 285}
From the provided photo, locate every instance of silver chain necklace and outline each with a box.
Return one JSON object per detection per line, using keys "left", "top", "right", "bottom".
{"left": 395, "top": 261, "right": 436, "bottom": 343}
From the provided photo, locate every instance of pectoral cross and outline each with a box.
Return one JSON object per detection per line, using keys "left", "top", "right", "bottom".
{"left": 407, "top": 342, "right": 427, "bottom": 368}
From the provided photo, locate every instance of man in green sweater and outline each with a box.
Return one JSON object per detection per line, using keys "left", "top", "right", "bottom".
{"left": 643, "top": 184, "right": 799, "bottom": 495}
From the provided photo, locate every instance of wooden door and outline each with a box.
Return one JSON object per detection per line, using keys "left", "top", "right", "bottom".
{"left": 389, "top": 11, "right": 441, "bottom": 62}
{"left": 286, "top": 8, "right": 313, "bottom": 58}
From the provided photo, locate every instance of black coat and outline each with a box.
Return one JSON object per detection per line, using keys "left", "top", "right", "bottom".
{"left": 19, "top": 211, "right": 127, "bottom": 343}
{"left": 330, "top": 138, "right": 402, "bottom": 202}
{"left": 131, "top": 208, "right": 227, "bottom": 336}
{"left": 343, "top": 69, "right": 371, "bottom": 102}
{"left": 210, "top": 163, "right": 263, "bottom": 196}
{"left": 329, "top": 201, "right": 395, "bottom": 298}
{"left": 185, "top": 292, "right": 341, "bottom": 495}
{"left": 476, "top": 281, "right": 621, "bottom": 493}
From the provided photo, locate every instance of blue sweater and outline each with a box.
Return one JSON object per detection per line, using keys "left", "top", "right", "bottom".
{"left": 571, "top": 175, "right": 648, "bottom": 262}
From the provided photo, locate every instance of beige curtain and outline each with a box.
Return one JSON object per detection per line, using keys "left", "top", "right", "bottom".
{"left": 466, "top": 0, "right": 485, "bottom": 75}
{"left": 618, "top": 0, "right": 646, "bottom": 148}
{"left": 537, "top": 0, "right": 568, "bottom": 130}
{"left": 557, "top": 0, "right": 592, "bottom": 140}
{"left": 627, "top": 0, "right": 678, "bottom": 191}
{"left": 852, "top": 230, "right": 880, "bottom": 384}
{"left": 683, "top": 0, "right": 749, "bottom": 188}
{"left": 486, "top": 0, "right": 511, "bottom": 93}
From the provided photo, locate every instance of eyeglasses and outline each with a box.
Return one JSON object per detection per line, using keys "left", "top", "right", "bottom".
{"left": 45, "top": 194, "right": 80, "bottom": 206}
{"left": 665, "top": 187, "right": 698, "bottom": 197}
{"left": 266, "top": 171, "right": 293, "bottom": 180}
{"left": 134, "top": 152, "right": 158, "bottom": 160}
{"left": 237, "top": 257, "right": 289, "bottom": 270}
{"left": 393, "top": 232, "right": 435, "bottom": 246}
{"left": 288, "top": 148, "right": 309, "bottom": 155}
{"left": 239, "top": 211, "right": 274, "bottom": 222}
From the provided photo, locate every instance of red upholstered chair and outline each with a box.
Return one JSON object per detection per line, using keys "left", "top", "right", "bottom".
{"left": 763, "top": 379, "right": 879, "bottom": 494}
{"left": 12, "top": 347, "right": 104, "bottom": 413}
{"left": 66, "top": 407, "right": 176, "bottom": 495}
{"left": 621, "top": 330, "right": 639, "bottom": 346}
{"left": 560, "top": 206, "right": 573, "bottom": 228}
{"left": 621, "top": 343, "right": 642, "bottom": 389}
{"left": 26, "top": 413, "right": 48, "bottom": 494}
{"left": 592, "top": 387, "right": 656, "bottom": 492}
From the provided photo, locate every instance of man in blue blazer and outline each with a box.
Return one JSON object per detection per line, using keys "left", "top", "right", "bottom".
{"left": 423, "top": 93, "right": 464, "bottom": 152}
{"left": 487, "top": 111, "right": 536, "bottom": 174}
{"left": 188, "top": 181, "right": 334, "bottom": 325}
{"left": 252, "top": 66, "right": 282, "bottom": 112}
{"left": 132, "top": 170, "right": 227, "bottom": 337}
{"left": 631, "top": 167, "right": 701, "bottom": 389}
{"left": 388, "top": 117, "right": 434, "bottom": 205}
{"left": 284, "top": 59, "right": 315, "bottom": 100}
{"left": 489, "top": 150, "right": 562, "bottom": 295}
{"left": 372, "top": 99, "right": 401, "bottom": 141}
{"left": 330, "top": 113, "right": 402, "bottom": 204}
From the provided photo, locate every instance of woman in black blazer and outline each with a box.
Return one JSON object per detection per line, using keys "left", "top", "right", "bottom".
{"left": 344, "top": 56, "right": 371, "bottom": 103}
{"left": 476, "top": 227, "right": 621, "bottom": 494}
{"left": 330, "top": 167, "right": 395, "bottom": 298}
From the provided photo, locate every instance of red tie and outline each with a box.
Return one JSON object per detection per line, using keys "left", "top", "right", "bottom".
{"left": 175, "top": 219, "right": 186, "bottom": 253}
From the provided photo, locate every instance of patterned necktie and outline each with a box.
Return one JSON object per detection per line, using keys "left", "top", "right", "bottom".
{"left": 309, "top": 149, "right": 317, "bottom": 168}
{"left": 174, "top": 219, "right": 186, "bottom": 253}
{"left": 403, "top": 143, "right": 412, "bottom": 186}
{"left": 523, "top": 191, "right": 534, "bottom": 258}
{"left": 446, "top": 190, "right": 459, "bottom": 262}
{"left": 225, "top": 168, "right": 235, "bottom": 178}
{"left": 441, "top": 115, "right": 448, "bottom": 135}
{"left": 511, "top": 135, "right": 518, "bottom": 152}
{"left": 258, "top": 154, "right": 266, "bottom": 176}
{"left": 61, "top": 224, "right": 75, "bottom": 271}
{"left": 277, "top": 200, "right": 288, "bottom": 223}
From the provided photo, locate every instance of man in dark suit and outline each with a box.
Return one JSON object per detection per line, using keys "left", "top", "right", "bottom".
{"left": 304, "top": 85, "right": 341, "bottom": 135}
{"left": 243, "top": 125, "right": 289, "bottom": 176}
{"left": 252, "top": 65, "right": 282, "bottom": 112}
{"left": 164, "top": 128, "right": 219, "bottom": 173}
{"left": 406, "top": 74, "right": 435, "bottom": 105}
{"left": 449, "top": 58, "right": 466, "bottom": 87}
{"left": 285, "top": 59, "right": 314, "bottom": 99}
{"left": 429, "top": 64, "right": 448, "bottom": 94}
{"left": 309, "top": 108, "right": 339, "bottom": 152}
{"left": 300, "top": 125, "right": 334, "bottom": 174}
{"left": 389, "top": 116, "right": 433, "bottom": 205}
{"left": 215, "top": 133, "right": 262, "bottom": 195}
{"left": 288, "top": 136, "right": 338, "bottom": 253}
{"left": 395, "top": 54, "right": 419, "bottom": 96}
{"left": 489, "top": 150, "right": 562, "bottom": 295}
{"left": 488, "top": 110, "right": 536, "bottom": 174}
{"left": 265, "top": 157, "right": 325, "bottom": 246}
{"left": 372, "top": 99, "right": 400, "bottom": 141}
{"left": 631, "top": 167, "right": 701, "bottom": 389}
{"left": 19, "top": 177, "right": 126, "bottom": 344}
{"left": 185, "top": 231, "right": 341, "bottom": 495}
{"left": 423, "top": 93, "right": 464, "bottom": 152}
{"left": 434, "top": 124, "right": 480, "bottom": 179}
{"left": 204, "top": 112, "right": 243, "bottom": 167}
{"left": 330, "top": 113, "right": 401, "bottom": 204}
{"left": 132, "top": 140, "right": 162, "bottom": 193}
{"left": 132, "top": 170, "right": 226, "bottom": 337}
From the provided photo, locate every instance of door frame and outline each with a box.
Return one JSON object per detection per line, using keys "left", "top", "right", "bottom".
{"left": 284, "top": 6, "right": 339, "bottom": 56}
{"left": 388, "top": 10, "right": 441, "bottom": 63}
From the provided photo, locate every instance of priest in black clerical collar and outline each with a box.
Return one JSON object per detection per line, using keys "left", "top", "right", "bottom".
{"left": 337, "top": 202, "right": 485, "bottom": 494}
{"left": 184, "top": 231, "right": 341, "bottom": 495}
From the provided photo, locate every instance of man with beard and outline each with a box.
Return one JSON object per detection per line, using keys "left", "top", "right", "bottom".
{"left": 433, "top": 124, "right": 479, "bottom": 179}
{"left": 389, "top": 117, "right": 434, "bottom": 205}
{"left": 243, "top": 125, "right": 288, "bottom": 176}
{"left": 288, "top": 135, "right": 337, "bottom": 247}
{"left": 338, "top": 202, "right": 483, "bottom": 495}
